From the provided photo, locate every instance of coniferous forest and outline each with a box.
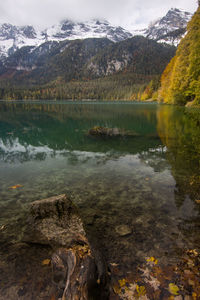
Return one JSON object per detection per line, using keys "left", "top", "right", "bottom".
{"left": 0, "top": 6, "right": 199, "bottom": 105}
{"left": 0, "top": 37, "right": 175, "bottom": 101}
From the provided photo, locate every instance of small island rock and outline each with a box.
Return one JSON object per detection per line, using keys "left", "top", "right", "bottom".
{"left": 89, "top": 126, "right": 121, "bottom": 137}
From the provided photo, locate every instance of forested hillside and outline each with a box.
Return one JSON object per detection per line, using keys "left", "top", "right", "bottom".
{"left": 0, "top": 37, "right": 175, "bottom": 100}
{"left": 159, "top": 5, "right": 200, "bottom": 105}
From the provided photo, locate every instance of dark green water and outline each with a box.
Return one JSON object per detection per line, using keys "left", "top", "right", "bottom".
{"left": 0, "top": 101, "right": 200, "bottom": 298}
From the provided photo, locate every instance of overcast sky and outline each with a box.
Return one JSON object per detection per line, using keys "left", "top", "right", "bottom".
{"left": 0, "top": 0, "right": 198, "bottom": 30}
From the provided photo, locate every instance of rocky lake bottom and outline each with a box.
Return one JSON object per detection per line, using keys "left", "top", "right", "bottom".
{"left": 0, "top": 101, "right": 200, "bottom": 299}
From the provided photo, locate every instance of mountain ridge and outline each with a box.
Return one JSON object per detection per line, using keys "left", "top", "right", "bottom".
{"left": 143, "top": 8, "right": 192, "bottom": 45}
{"left": 0, "top": 36, "right": 175, "bottom": 86}
{"left": 0, "top": 7, "right": 193, "bottom": 101}
{"left": 0, "top": 19, "right": 132, "bottom": 60}
{"left": 0, "top": 8, "right": 192, "bottom": 60}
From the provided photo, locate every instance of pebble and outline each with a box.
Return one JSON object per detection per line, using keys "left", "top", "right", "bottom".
{"left": 115, "top": 225, "right": 132, "bottom": 236}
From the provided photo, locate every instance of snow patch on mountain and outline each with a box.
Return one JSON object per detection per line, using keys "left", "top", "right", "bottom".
{"left": 0, "top": 23, "right": 45, "bottom": 59}
{"left": 0, "top": 39, "right": 14, "bottom": 58}
{"left": 44, "top": 19, "right": 132, "bottom": 42}
{"left": 0, "top": 8, "right": 193, "bottom": 60}
{"left": 0, "top": 19, "right": 132, "bottom": 60}
{"left": 141, "top": 8, "right": 192, "bottom": 45}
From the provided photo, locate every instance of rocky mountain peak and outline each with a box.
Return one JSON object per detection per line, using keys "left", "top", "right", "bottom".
{"left": 143, "top": 8, "right": 192, "bottom": 45}
{"left": 161, "top": 8, "right": 192, "bottom": 26}
{"left": 0, "top": 8, "right": 193, "bottom": 61}
{"left": 20, "top": 25, "right": 37, "bottom": 39}
{"left": 43, "top": 18, "right": 132, "bottom": 43}
{"left": 0, "top": 18, "right": 133, "bottom": 60}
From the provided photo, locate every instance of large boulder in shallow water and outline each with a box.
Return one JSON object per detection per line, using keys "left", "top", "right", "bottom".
{"left": 23, "top": 194, "right": 86, "bottom": 247}
{"left": 23, "top": 194, "right": 109, "bottom": 300}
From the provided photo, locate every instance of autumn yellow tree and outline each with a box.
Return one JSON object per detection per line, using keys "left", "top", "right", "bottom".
{"left": 159, "top": 5, "right": 200, "bottom": 105}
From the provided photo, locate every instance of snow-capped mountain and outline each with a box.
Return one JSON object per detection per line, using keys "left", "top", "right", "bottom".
{"left": 44, "top": 19, "right": 132, "bottom": 43}
{"left": 0, "top": 8, "right": 192, "bottom": 61}
{"left": 0, "top": 19, "right": 132, "bottom": 60}
{"left": 141, "top": 8, "right": 192, "bottom": 45}
{"left": 0, "top": 24, "right": 43, "bottom": 59}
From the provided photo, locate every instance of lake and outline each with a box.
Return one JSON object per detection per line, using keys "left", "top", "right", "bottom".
{"left": 0, "top": 101, "right": 200, "bottom": 299}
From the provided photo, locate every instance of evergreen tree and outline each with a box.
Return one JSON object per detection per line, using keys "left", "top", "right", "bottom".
{"left": 159, "top": 6, "right": 200, "bottom": 105}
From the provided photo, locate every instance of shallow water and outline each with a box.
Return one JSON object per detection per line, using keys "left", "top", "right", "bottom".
{"left": 0, "top": 101, "right": 200, "bottom": 299}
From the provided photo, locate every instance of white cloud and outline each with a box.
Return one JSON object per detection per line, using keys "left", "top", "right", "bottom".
{"left": 0, "top": 0, "right": 197, "bottom": 30}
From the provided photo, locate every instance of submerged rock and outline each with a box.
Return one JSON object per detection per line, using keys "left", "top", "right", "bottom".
{"left": 88, "top": 126, "right": 140, "bottom": 138}
{"left": 23, "top": 194, "right": 109, "bottom": 300}
{"left": 115, "top": 225, "right": 132, "bottom": 236}
{"left": 89, "top": 126, "right": 121, "bottom": 137}
{"left": 23, "top": 194, "right": 86, "bottom": 248}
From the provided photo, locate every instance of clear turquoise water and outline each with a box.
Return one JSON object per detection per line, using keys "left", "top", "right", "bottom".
{"left": 0, "top": 101, "right": 200, "bottom": 287}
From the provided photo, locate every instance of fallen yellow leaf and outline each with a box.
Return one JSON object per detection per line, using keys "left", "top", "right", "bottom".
{"left": 10, "top": 184, "right": 23, "bottom": 189}
{"left": 192, "top": 292, "right": 197, "bottom": 300}
{"left": 42, "top": 259, "right": 51, "bottom": 266}
{"left": 187, "top": 249, "right": 198, "bottom": 256}
{"left": 113, "top": 284, "right": 121, "bottom": 294}
{"left": 195, "top": 200, "right": 200, "bottom": 204}
{"left": 146, "top": 256, "right": 158, "bottom": 264}
{"left": 118, "top": 278, "right": 127, "bottom": 287}
{"left": 168, "top": 283, "right": 179, "bottom": 296}
{"left": 136, "top": 284, "right": 146, "bottom": 296}
{"left": 113, "top": 278, "right": 128, "bottom": 295}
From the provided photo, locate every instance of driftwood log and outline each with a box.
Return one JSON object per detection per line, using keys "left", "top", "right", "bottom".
{"left": 23, "top": 194, "right": 109, "bottom": 300}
